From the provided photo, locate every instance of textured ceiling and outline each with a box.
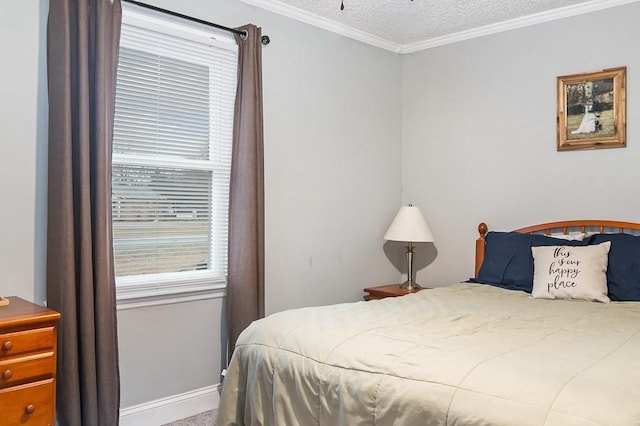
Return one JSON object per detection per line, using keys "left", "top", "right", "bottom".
{"left": 239, "top": 0, "right": 637, "bottom": 51}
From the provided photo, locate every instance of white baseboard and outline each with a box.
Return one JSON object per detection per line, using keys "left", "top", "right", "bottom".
{"left": 120, "top": 384, "right": 220, "bottom": 426}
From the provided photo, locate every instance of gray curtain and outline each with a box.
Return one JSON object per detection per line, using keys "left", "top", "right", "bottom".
{"left": 46, "top": 0, "right": 121, "bottom": 424}
{"left": 227, "top": 24, "right": 265, "bottom": 363}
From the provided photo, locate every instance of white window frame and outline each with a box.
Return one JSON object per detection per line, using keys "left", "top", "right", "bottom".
{"left": 113, "top": 4, "right": 237, "bottom": 308}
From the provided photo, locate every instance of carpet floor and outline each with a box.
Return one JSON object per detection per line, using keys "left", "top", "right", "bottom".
{"left": 162, "top": 409, "right": 217, "bottom": 426}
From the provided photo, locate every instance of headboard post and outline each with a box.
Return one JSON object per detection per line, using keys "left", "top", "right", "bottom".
{"left": 475, "top": 222, "right": 488, "bottom": 278}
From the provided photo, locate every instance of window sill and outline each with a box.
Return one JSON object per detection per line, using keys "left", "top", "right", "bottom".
{"left": 116, "top": 280, "right": 226, "bottom": 311}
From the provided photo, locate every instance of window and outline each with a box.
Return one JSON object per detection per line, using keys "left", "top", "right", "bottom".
{"left": 112, "top": 5, "right": 237, "bottom": 302}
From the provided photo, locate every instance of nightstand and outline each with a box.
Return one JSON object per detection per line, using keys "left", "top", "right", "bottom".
{"left": 363, "top": 284, "right": 426, "bottom": 300}
{"left": 0, "top": 297, "right": 61, "bottom": 425}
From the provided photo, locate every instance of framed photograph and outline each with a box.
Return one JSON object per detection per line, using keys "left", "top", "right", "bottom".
{"left": 557, "top": 67, "right": 626, "bottom": 151}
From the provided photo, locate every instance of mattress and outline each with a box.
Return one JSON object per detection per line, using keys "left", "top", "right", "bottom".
{"left": 217, "top": 283, "right": 640, "bottom": 425}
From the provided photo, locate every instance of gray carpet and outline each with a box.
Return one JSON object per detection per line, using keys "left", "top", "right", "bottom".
{"left": 162, "top": 409, "right": 216, "bottom": 426}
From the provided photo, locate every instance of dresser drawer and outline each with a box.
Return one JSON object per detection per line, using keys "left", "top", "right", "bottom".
{"left": 0, "top": 327, "right": 55, "bottom": 357}
{"left": 0, "top": 351, "right": 55, "bottom": 388}
{"left": 0, "top": 378, "right": 54, "bottom": 426}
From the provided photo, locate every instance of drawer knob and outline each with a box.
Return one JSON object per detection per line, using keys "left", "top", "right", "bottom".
{"left": 2, "top": 369, "right": 12, "bottom": 380}
{"left": 1, "top": 341, "right": 12, "bottom": 351}
{"left": 25, "top": 404, "right": 36, "bottom": 415}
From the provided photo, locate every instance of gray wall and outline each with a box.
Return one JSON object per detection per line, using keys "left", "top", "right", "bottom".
{"left": 0, "top": 0, "right": 48, "bottom": 304}
{"left": 1, "top": 0, "right": 403, "bottom": 409}
{"left": 402, "top": 3, "right": 640, "bottom": 286}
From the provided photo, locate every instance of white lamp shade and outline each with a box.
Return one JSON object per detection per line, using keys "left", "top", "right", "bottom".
{"left": 383, "top": 205, "right": 434, "bottom": 242}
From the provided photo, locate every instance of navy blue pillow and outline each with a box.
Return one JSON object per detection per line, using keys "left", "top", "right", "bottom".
{"left": 473, "top": 232, "right": 589, "bottom": 293}
{"left": 589, "top": 233, "right": 640, "bottom": 301}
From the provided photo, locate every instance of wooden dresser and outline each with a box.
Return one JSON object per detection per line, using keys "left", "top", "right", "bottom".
{"left": 0, "top": 297, "right": 60, "bottom": 426}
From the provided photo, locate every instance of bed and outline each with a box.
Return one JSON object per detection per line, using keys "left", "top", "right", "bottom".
{"left": 217, "top": 220, "right": 640, "bottom": 425}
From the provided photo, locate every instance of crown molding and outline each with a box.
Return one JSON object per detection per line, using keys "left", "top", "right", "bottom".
{"left": 239, "top": 0, "right": 640, "bottom": 54}
{"left": 237, "top": 0, "right": 403, "bottom": 52}
{"left": 400, "top": 0, "right": 640, "bottom": 53}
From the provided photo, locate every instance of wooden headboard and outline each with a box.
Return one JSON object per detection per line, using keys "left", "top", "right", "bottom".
{"left": 474, "top": 220, "right": 640, "bottom": 278}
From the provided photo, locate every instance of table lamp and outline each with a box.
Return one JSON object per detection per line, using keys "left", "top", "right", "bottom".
{"left": 383, "top": 204, "right": 434, "bottom": 290}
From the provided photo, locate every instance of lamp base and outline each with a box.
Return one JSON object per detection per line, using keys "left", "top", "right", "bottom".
{"left": 399, "top": 280, "right": 421, "bottom": 290}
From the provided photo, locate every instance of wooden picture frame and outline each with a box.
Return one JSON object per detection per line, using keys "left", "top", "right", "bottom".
{"left": 557, "top": 67, "right": 626, "bottom": 151}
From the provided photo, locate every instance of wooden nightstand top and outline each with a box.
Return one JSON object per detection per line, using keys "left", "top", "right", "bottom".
{"left": 363, "top": 284, "right": 426, "bottom": 300}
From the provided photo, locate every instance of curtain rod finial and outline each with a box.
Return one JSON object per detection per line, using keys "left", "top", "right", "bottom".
{"left": 261, "top": 35, "right": 270, "bottom": 46}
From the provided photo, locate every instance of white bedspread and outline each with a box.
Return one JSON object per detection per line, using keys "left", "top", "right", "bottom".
{"left": 217, "top": 283, "right": 640, "bottom": 425}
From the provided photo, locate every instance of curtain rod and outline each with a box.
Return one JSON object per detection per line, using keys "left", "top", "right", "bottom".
{"left": 122, "top": 0, "right": 271, "bottom": 45}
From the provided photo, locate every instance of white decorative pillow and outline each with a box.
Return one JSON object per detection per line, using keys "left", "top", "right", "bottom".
{"left": 550, "top": 233, "right": 586, "bottom": 241}
{"left": 531, "top": 242, "right": 611, "bottom": 303}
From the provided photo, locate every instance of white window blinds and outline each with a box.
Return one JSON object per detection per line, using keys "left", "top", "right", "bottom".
{"left": 113, "top": 7, "right": 237, "bottom": 299}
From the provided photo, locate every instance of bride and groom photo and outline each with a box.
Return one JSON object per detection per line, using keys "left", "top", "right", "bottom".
{"left": 557, "top": 67, "right": 626, "bottom": 151}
